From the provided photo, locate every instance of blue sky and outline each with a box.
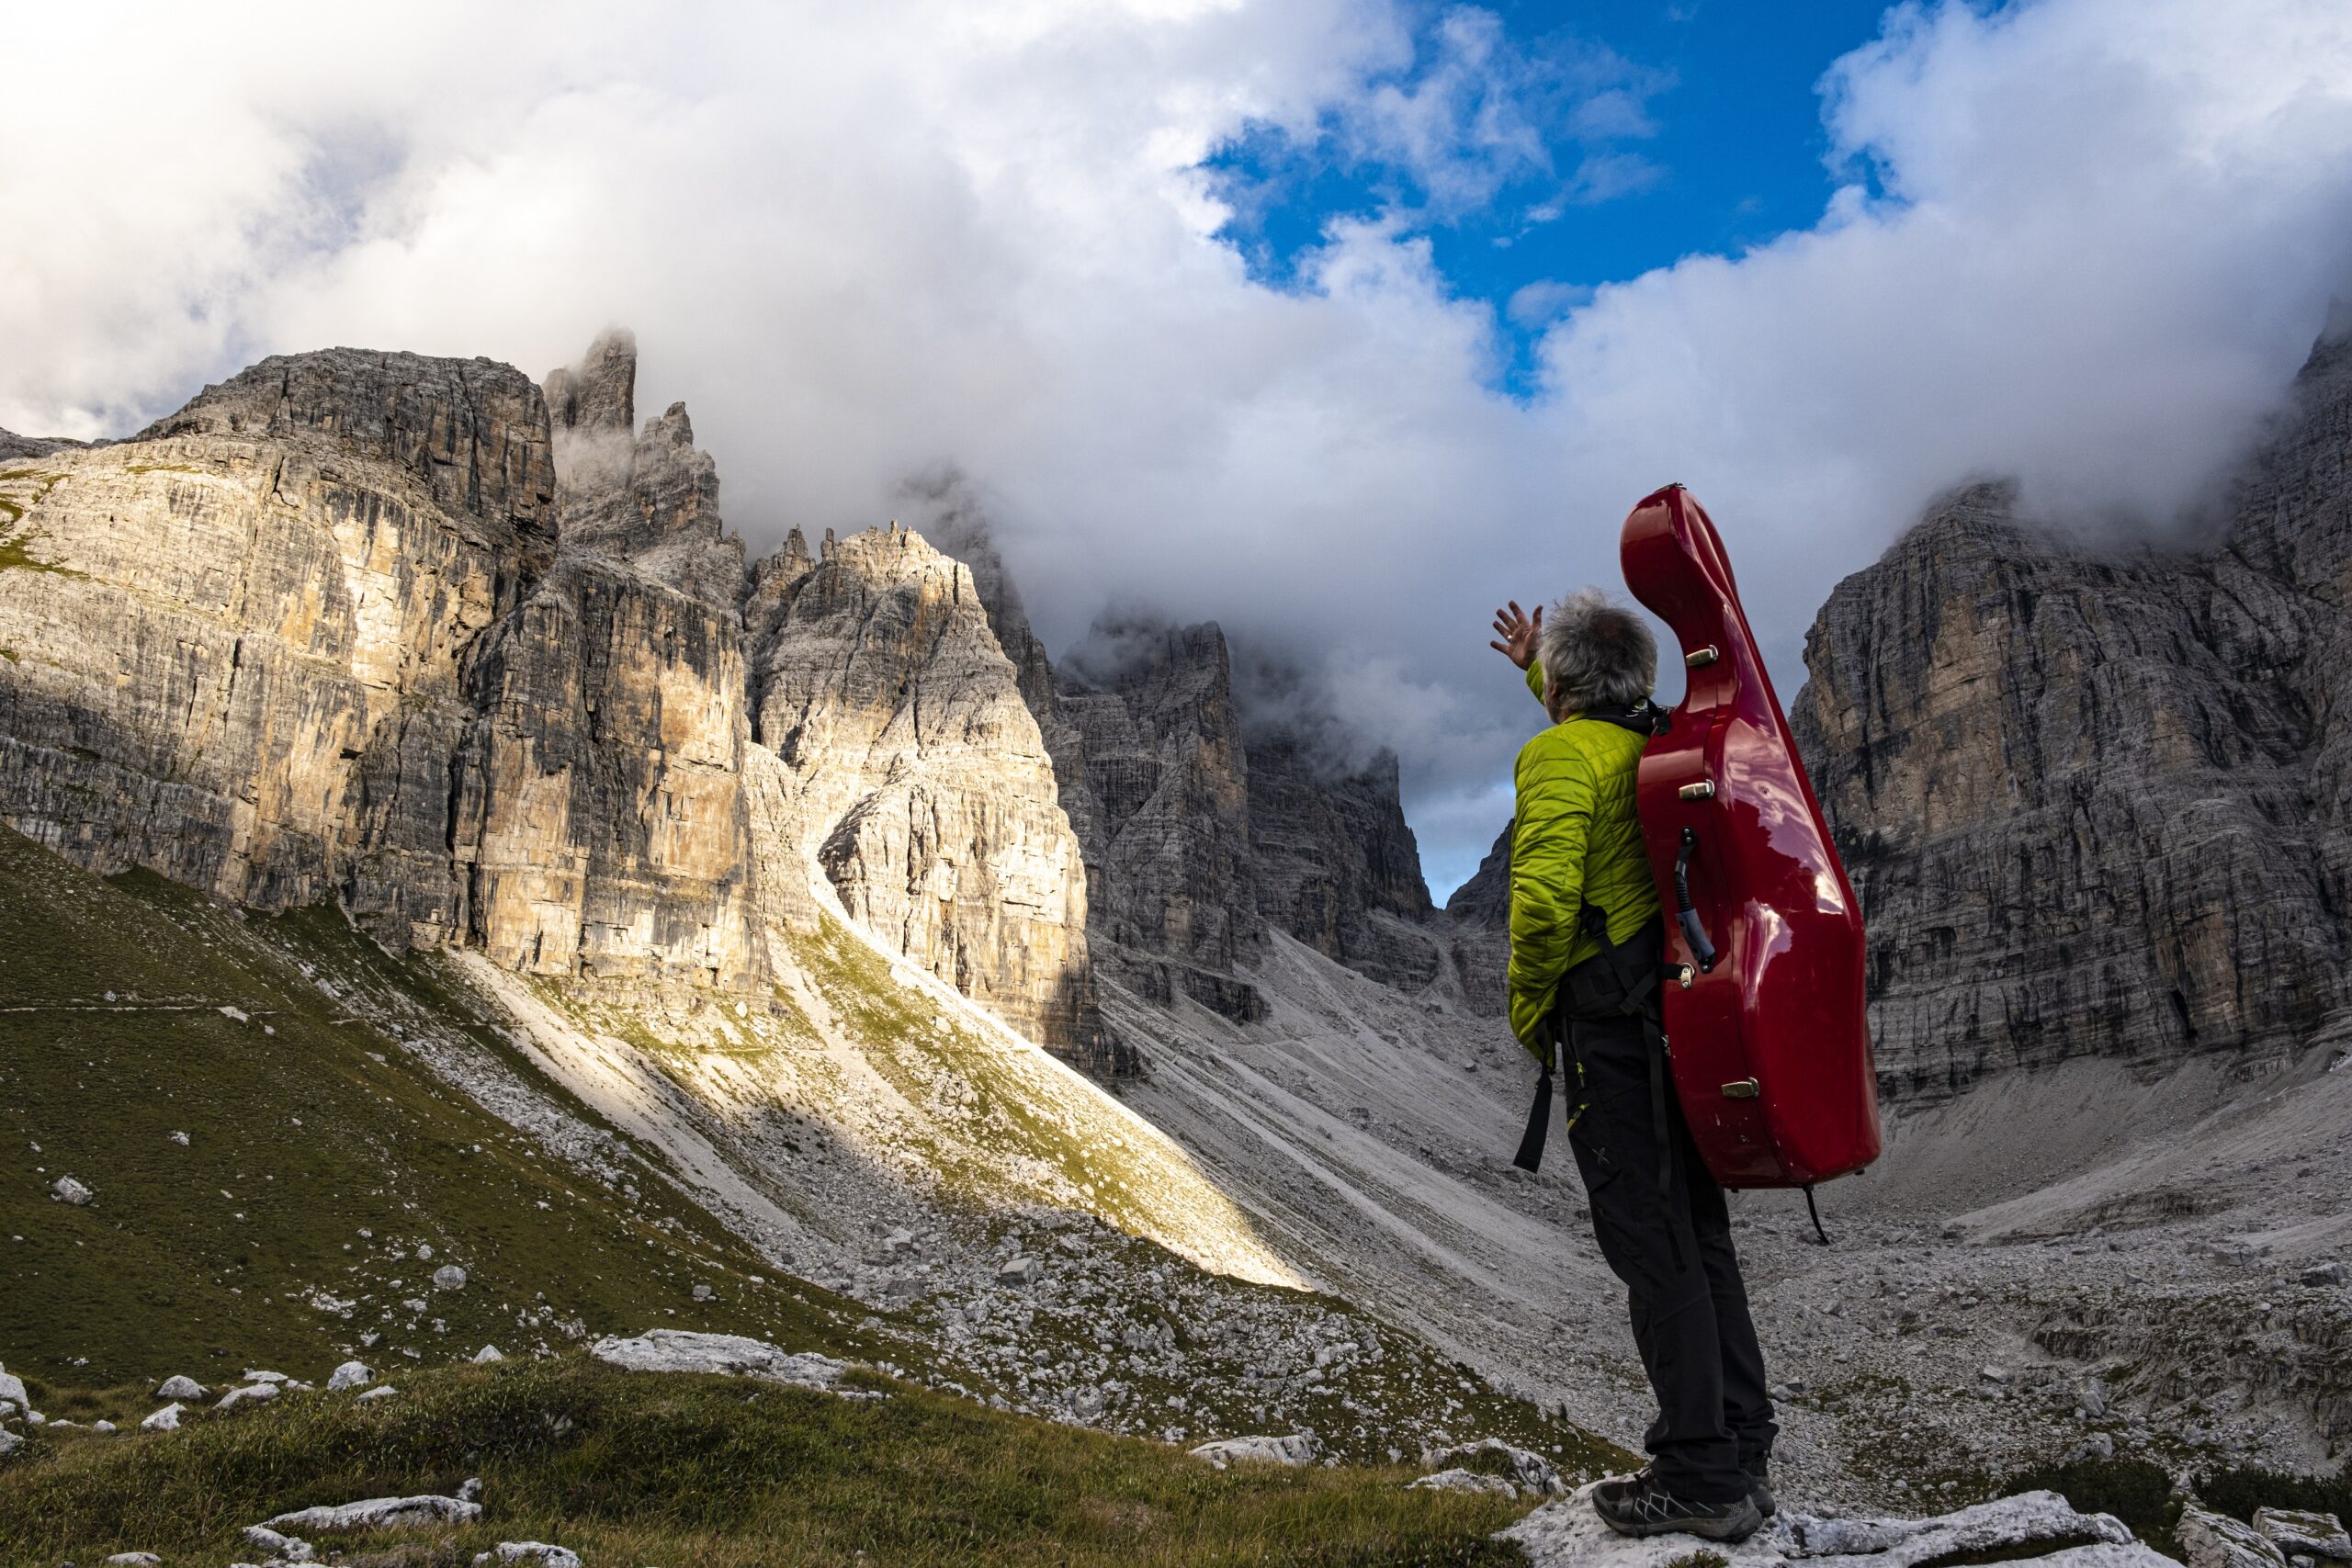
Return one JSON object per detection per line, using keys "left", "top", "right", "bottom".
{"left": 1207, "top": 0, "right": 1911, "bottom": 394}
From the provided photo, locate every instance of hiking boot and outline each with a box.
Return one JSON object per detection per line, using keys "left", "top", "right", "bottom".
{"left": 1746, "top": 1462, "right": 1777, "bottom": 1519}
{"left": 1592, "top": 1467, "right": 1764, "bottom": 1541}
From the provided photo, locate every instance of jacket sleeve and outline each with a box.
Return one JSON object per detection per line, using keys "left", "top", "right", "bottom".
{"left": 1524, "top": 659, "right": 1546, "bottom": 706}
{"left": 1507, "top": 735, "right": 1594, "bottom": 1051}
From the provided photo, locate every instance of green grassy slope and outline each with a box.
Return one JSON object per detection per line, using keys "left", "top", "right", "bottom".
{"left": 0, "top": 1357, "right": 1533, "bottom": 1566}
{"left": 0, "top": 826, "right": 865, "bottom": 1391}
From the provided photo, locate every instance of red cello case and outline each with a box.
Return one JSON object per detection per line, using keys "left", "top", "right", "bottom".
{"left": 1620, "top": 484, "right": 1881, "bottom": 1190}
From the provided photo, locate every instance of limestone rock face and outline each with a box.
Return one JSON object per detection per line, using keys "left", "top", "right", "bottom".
{"left": 1790, "top": 333, "right": 2352, "bottom": 1101}
{"left": 1244, "top": 737, "right": 1438, "bottom": 988}
{"left": 451, "top": 333, "right": 763, "bottom": 984}
{"left": 0, "top": 361, "right": 540, "bottom": 941}
{"left": 749, "top": 525, "right": 1105, "bottom": 1056}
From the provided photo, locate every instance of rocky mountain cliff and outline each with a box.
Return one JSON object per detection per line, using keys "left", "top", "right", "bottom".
{"left": 1791, "top": 331, "right": 2352, "bottom": 1100}
{"left": 0, "top": 332, "right": 1455, "bottom": 1073}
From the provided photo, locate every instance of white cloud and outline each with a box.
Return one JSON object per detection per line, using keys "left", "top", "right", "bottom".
{"left": 5, "top": 0, "right": 2351, "bottom": 897}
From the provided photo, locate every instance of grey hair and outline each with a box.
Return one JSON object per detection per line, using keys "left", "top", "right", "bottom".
{"left": 1539, "top": 588, "right": 1657, "bottom": 713}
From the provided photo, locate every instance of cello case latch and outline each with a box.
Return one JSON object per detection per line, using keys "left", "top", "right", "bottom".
{"left": 1685, "top": 645, "right": 1721, "bottom": 668}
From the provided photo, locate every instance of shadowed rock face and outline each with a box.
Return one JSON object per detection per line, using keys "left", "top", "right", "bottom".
{"left": 1244, "top": 737, "right": 1439, "bottom": 989}
{"left": 1791, "top": 333, "right": 2352, "bottom": 1101}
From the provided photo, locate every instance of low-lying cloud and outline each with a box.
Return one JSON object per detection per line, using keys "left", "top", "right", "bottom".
{"left": 6, "top": 0, "right": 2351, "bottom": 895}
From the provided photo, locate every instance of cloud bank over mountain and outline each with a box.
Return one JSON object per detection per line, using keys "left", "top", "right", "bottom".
{"left": 7, "top": 0, "right": 2352, "bottom": 892}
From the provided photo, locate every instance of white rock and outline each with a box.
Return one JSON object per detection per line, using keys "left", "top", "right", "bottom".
{"left": 216, "top": 1382, "right": 280, "bottom": 1412}
{"left": 692, "top": 1284, "right": 714, "bottom": 1301}
{"left": 2182, "top": 1507, "right": 2292, "bottom": 1568}
{"left": 472, "top": 1544, "right": 581, "bottom": 1567}
{"left": 1503, "top": 1487, "right": 2163, "bottom": 1568}
{"left": 356, "top": 1385, "right": 399, "bottom": 1403}
{"left": 140, "top": 1403, "right": 184, "bottom": 1433}
{"left": 432, "top": 1265, "right": 468, "bottom": 1292}
{"left": 51, "top": 1175, "right": 95, "bottom": 1205}
{"left": 243, "top": 1370, "right": 289, "bottom": 1384}
{"left": 996, "top": 1256, "right": 1042, "bottom": 1285}
{"left": 2253, "top": 1509, "right": 2350, "bottom": 1561}
{"left": 472, "top": 1345, "right": 505, "bottom": 1363}
{"left": 93, "top": 1418, "right": 117, "bottom": 1432}
{"left": 265, "top": 1492, "right": 482, "bottom": 1533}
{"left": 220, "top": 1005, "right": 250, "bottom": 1022}
{"left": 1421, "top": 1438, "right": 1566, "bottom": 1496}
{"left": 589, "top": 1329, "right": 854, "bottom": 1392}
{"left": 0, "top": 1428, "right": 19, "bottom": 1458}
{"left": 156, "top": 1374, "right": 208, "bottom": 1401}
{"left": 168, "top": 1131, "right": 189, "bottom": 1145}
{"left": 1188, "top": 1433, "right": 1320, "bottom": 1469}
{"left": 242, "top": 1523, "right": 315, "bottom": 1562}
{"left": 102, "top": 1554, "right": 161, "bottom": 1565}
{"left": 1410, "top": 1467, "right": 1519, "bottom": 1496}
{"left": 0, "top": 1364, "right": 26, "bottom": 1413}
{"left": 325, "top": 1361, "right": 371, "bottom": 1392}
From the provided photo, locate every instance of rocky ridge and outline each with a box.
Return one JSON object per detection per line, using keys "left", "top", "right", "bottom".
{"left": 0, "top": 334, "right": 1451, "bottom": 1070}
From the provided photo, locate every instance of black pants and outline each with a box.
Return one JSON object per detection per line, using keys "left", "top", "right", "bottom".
{"left": 1564, "top": 1005, "right": 1776, "bottom": 1503}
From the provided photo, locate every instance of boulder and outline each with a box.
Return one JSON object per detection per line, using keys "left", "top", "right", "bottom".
{"left": 0, "top": 1364, "right": 26, "bottom": 1413}
{"left": 356, "top": 1385, "right": 399, "bottom": 1403}
{"left": 51, "top": 1175, "right": 94, "bottom": 1205}
{"left": 473, "top": 1546, "right": 581, "bottom": 1567}
{"left": 324, "top": 1361, "right": 371, "bottom": 1392}
{"left": 139, "top": 1403, "right": 184, "bottom": 1433}
{"left": 1420, "top": 1438, "right": 1566, "bottom": 1496}
{"left": 2302, "top": 1263, "right": 2348, "bottom": 1288}
{"left": 1409, "top": 1467, "right": 1520, "bottom": 1496}
{"left": 589, "top": 1329, "right": 853, "bottom": 1392}
{"left": 215, "top": 1382, "right": 279, "bottom": 1412}
{"left": 1188, "top": 1433, "right": 1319, "bottom": 1469}
{"left": 472, "top": 1345, "right": 504, "bottom": 1363}
{"left": 2180, "top": 1506, "right": 2292, "bottom": 1568}
{"left": 265, "top": 1491, "right": 482, "bottom": 1534}
{"left": 155, "top": 1374, "right": 208, "bottom": 1401}
{"left": 241, "top": 1523, "right": 315, "bottom": 1562}
{"left": 2254, "top": 1510, "right": 2351, "bottom": 1562}
{"left": 432, "top": 1264, "right": 468, "bottom": 1291}
{"left": 1506, "top": 1485, "right": 2163, "bottom": 1567}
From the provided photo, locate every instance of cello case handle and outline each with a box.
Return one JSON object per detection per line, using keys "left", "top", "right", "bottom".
{"left": 1673, "top": 827, "right": 1717, "bottom": 973}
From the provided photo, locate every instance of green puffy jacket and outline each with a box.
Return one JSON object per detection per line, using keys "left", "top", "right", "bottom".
{"left": 1507, "top": 660, "right": 1662, "bottom": 1051}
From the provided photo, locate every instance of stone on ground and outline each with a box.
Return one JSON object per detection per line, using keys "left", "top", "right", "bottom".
{"left": 1188, "top": 1433, "right": 1319, "bottom": 1469}
{"left": 1503, "top": 1486, "right": 2168, "bottom": 1568}
{"left": 356, "top": 1385, "right": 398, "bottom": 1403}
{"left": 2181, "top": 1505, "right": 2293, "bottom": 1568}
{"left": 0, "top": 1364, "right": 26, "bottom": 1414}
{"left": 324, "top": 1360, "right": 371, "bottom": 1392}
{"left": 1410, "top": 1467, "right": 1521, "bottom": 1496}
{"left": 51, "top": 1175, "right": 94, "bottom": 1205}
{"left": 139, "top": 1403, "right": 184, "bottom": 1432}
{"left": 155, "top": 1374, "right": 208, "bottom": 1401}
{"left": 265, "top": 1491, "right": 483, "bottom": 1533}
{"left": 216, "top": 1382, "right": 280, "bottom": 1412}
{"left": 241, "top": 1522, "right": 315, "bottom": 1562}
{"left": 474, "top": 1544, "right": 582, "bottom": 1566}
{"left": 101, "top": 1554, "right": 161, "bottom": 1565}
{"left": 1421, "top": 1438, "right": 1566, "bottom": 1496}
{"left": 472, "top": 1344, "right": 505, "bottom": 1363}
{"left": 432, "top": 1264, "right": 468, "bottom": 1291}
{"left": 589, "top": 1329, "right": 853, "bottom": 1391}
{"left": 2253, "top": 1508, "right": 2351, "bottom": 1561}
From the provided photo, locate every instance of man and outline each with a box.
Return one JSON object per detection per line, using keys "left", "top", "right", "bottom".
{"left": 1490, "top": 592, "right": 1775, "bottom": 1542}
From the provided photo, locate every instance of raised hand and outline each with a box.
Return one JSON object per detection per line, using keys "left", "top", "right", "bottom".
{"left": 1490, "top": 600, "right": 1541, "bottom": 670}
